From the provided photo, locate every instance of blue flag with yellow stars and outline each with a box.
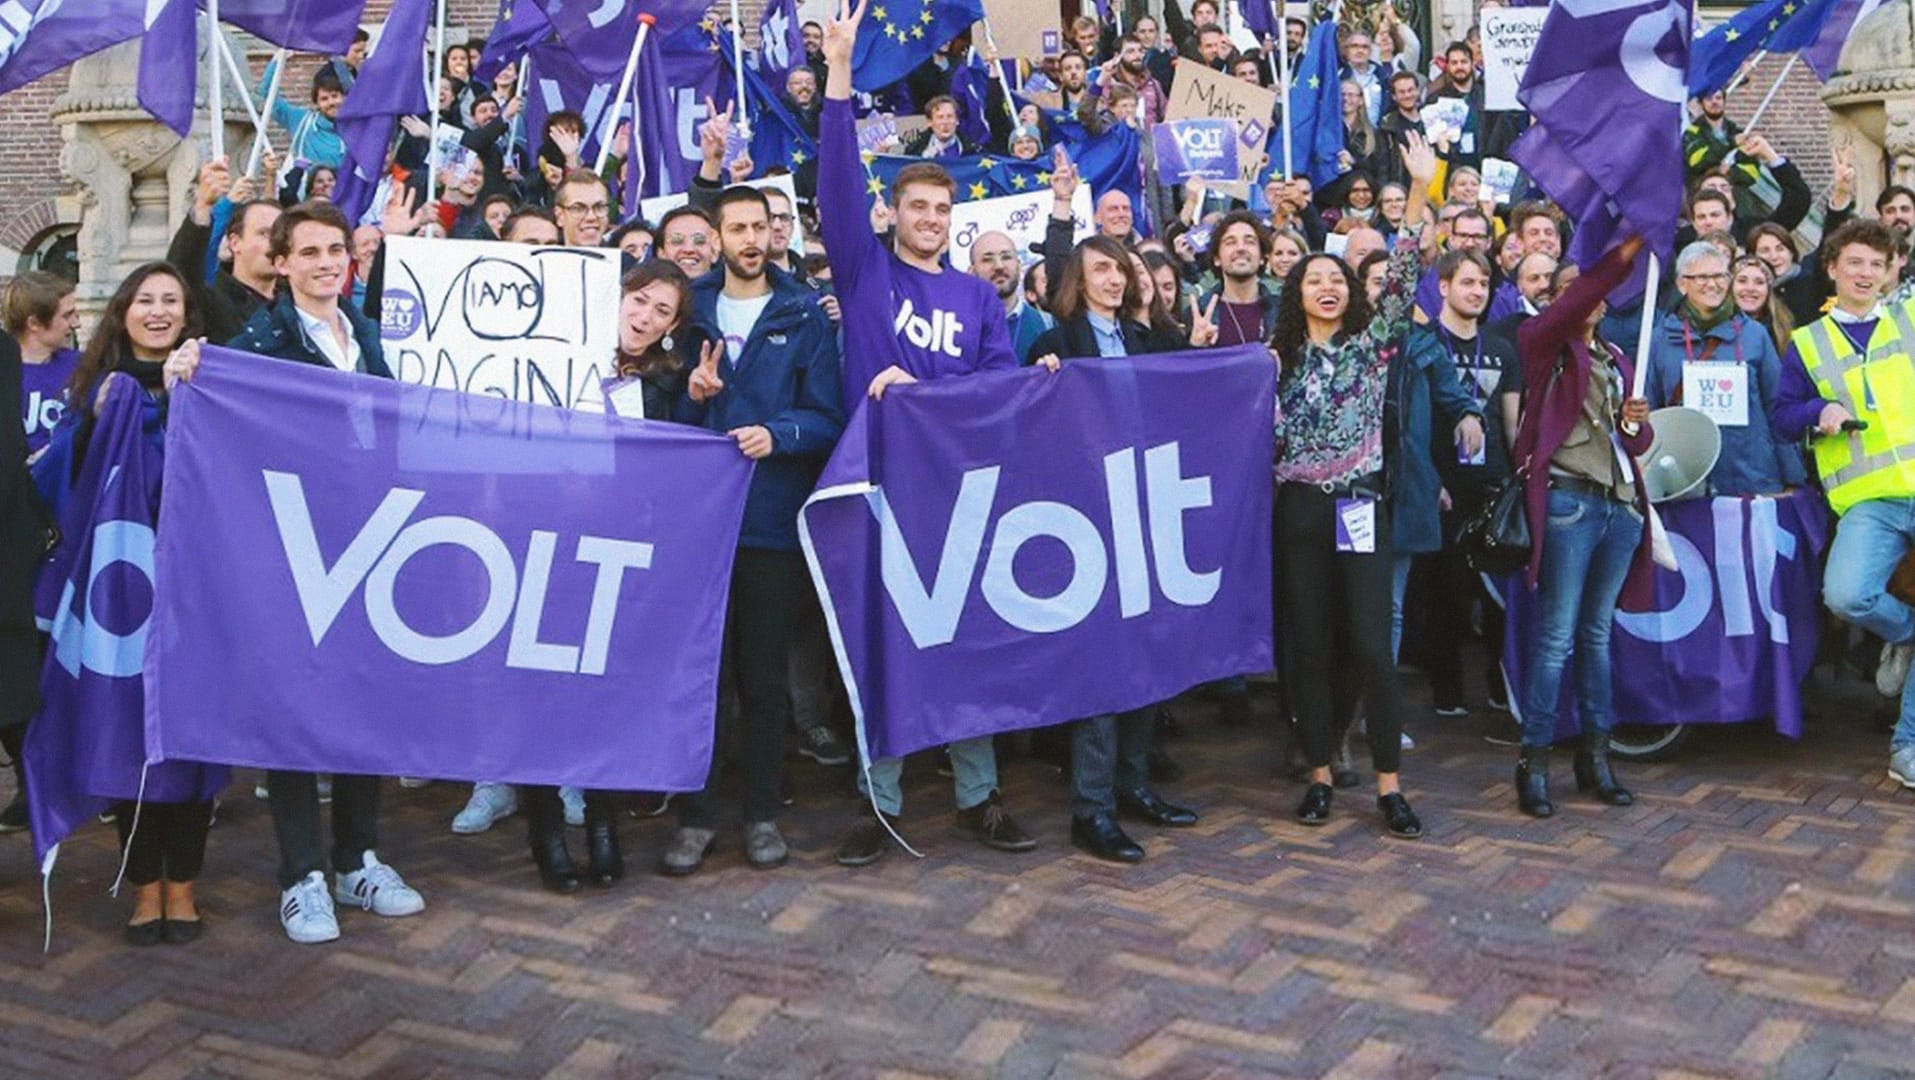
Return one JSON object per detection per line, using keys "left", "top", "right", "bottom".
{"left": 864, "top": 150, "right": 1050, "bottom": 203}
{"left": 731, "top": 51, "right": 819, "bottom": 178}
{"left": 851, "top": 0, "right": 986, "bottom": 93}
{"left": 1286, "top": 20, "right": 1346, "bottom": 189}
{"left": 1688, "top": 0, "right": 1842, "bottom": 94}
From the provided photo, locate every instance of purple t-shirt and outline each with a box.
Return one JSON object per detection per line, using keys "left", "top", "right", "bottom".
{"left": 20, "top": 347, "right": 78, "bottom": 454}
{"left": 819, "top": 98, "right": 1017, "bottom": 413}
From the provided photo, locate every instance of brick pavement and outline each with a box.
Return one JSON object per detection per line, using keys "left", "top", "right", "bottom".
{"left": 0, "top": 666, "right": 1911, "bottom": 1079}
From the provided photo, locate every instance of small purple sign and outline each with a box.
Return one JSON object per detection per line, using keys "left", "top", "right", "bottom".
{"left": 1153, "top": 118, "right": 1242, "bottom": 186}
{"left": 380, "top": 288, "right": 423, "bottom": 339}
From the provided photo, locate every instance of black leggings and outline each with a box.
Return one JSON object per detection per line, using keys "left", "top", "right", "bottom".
{"left": 114, "top": 800, "right": 213, "bottom": 886}
{"left": 1275, "top": 485, "right": 1403, "bottom": 775}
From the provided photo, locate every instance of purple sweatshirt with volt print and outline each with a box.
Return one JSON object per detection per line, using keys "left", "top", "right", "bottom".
{"left": 819, "top": 98, "right": 1017, "bottom": 412}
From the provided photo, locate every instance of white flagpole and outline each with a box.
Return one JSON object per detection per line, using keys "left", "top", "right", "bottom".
{"left": 595, "top": 14, "right": 652, "bottom": 173}
{"left": 247, "top": 48, "right": 287, "bottom": 175}
{"left": 1741, "top": 53, "right": 1798, "bottom": 131}
{"left": 1277, "top": 1, "right": 1293, "bottom": 179}
{"left": 978, "top": 17, "right": 1019, "bottom": 123}
{"left": 730, "top": 0, "right": 752, "bottom": 139}
{"left": 206, "top": 0, "right": 225, "bottom": 159}
{"left": 1631, "top": 251, "right": 1659, "bottom": 400}
{"left": 427, "top": 0, "right": 448, "bottom": 211}
{"left": 1723, "top": 47, "right": 1768, "bottom": 96}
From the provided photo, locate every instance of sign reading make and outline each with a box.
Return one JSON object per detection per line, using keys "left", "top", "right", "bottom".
{"left": 381, "top": 236, "right": 621, "bottom": 413}
{"left": 1166, "top": 60, "right": 1276, "bottom": 198}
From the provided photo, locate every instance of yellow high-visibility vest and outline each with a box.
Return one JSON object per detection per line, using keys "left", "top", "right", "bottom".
{"left": 1793, "top": 301, "right": 1915, "bottom": 514}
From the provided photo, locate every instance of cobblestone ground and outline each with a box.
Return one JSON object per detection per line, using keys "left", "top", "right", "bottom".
{"left": 0, "top": 664, "right": 1911, "bottom": 1079}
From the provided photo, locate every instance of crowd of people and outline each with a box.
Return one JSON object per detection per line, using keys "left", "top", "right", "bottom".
{"left": 1, "top": 0, "right": 1912, "bottom": 954}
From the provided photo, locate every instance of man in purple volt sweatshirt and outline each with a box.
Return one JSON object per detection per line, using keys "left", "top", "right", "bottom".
{"left": 817, "top": 0, "right": 1018, "bottom": 415}
{"left": 817, "top": 0, "right": 1037, "bottom": 867}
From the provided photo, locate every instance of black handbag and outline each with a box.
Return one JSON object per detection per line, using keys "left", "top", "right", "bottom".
{"left": 1459, "top": 472, "right": 1530, "bottom": 575}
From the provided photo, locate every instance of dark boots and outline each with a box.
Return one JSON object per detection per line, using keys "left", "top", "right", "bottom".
{"left": 1515, "top": 747, "right": 1554, "bottom": 818}
{"left": 1574, "top": 740, "right": 1635, "bottom": 806}
{"left": 525, "top": 788, "right": 581, "bottom": 894}
{"left": 583, "top": 797, "right": 624, "bottom": 887}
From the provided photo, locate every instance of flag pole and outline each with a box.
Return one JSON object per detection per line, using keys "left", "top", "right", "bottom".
{"left": 1724, "top": 47, "right": 1768, "bottom": 95}
{"left": 730, "top": 0, "right": 752, "bottom": 139}
{"left": 247, "top": 48, "right": 287, "bottom": 176}
{"left": 1741, "top": 53, "right": 1798, "bottom": 131}
{"left": 206, "top": 0, "right": 224, "bottom": 159}
{"left": 426, "top": 0, "right": 448, "bottom": 212}
{"left": 507, "top": 53, "right": 529, "bottom": 162}
{"left": 214, "top": 36, "right": 264, "bottom": 134}
{"left": 595, "top": 13, "right": 652, "bottom": 173}
{"left": 1277, "top": 1, "right": 1293, "bottom": 178}
{"left": 978, "top": 17, "right": 1019, "bottom": 122}
{"left": 1631, "top": 250, "right": 1659, "bottom": 400}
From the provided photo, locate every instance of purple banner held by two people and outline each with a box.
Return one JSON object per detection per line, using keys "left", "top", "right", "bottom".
{"left": 1152, "top": 118, "right": 1242, "bottom": 186}
{"left": 144, "top": 347, "right": 753, "bottom": 792}
{"left": 1502, "top": 492, "right": 1833, "bottom": 739}
{"left": 801, "top": 348, "right": 1277, "bottom": 763}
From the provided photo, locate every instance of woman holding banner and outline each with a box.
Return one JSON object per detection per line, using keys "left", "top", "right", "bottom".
{"left": 1268, "top": 133, "right": 1436, "bottom": 840}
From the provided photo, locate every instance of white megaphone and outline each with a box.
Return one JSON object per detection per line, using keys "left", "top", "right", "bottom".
{"left": 1639, "top": 406, "right": 1722, "bottom": 503}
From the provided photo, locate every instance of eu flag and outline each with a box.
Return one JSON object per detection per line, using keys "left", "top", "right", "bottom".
{"left": 1286, "top": 20, "right": 1345, "bottom": 188}
{"left": 865, "top": 150, "right": 1048, "bottom": 203}
{"left": 1689, "top": 0, "right": 1844, "bottom": 94}
{"left": 851, "top": 0, "right": 986, "bottom": 93}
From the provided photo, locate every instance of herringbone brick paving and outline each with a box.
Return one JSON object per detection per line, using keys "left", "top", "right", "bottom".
{"left": 0, "top": 667, "right": 1911, "bottom": 1079}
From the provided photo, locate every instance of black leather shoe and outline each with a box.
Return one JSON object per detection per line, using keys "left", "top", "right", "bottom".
{"left": 161, "top": 917, "right": 203, "bottom": 945}
{"left": 529, "top": 816, "right": 582, "bottom": 894}
{"left": 584, "top": 808, "right": 624, "bottom": 887}
{"left": 1295, "top": 783, "right": 1333, "bottom": 825}
{"left": 1574, "top": 744, "right": 1635, "bottom": 806}
{"left": 1071, "top": 813, "right": 1144, "bottom": 863}
{"left": 1516, "top": 747, "right": 1554, "bottom": 818}
{"left": 1378, "top": 793, "right": 1423, "bottom": 838}
{"left": 1119, "top": 788, "right": 1199, "bottom": 828}
{"left": 124, "top": 918, "right": 163, "bottom": 947}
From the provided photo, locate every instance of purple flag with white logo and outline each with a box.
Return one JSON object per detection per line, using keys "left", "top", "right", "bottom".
{"left": 25, "top": 376, "right": 227, "bottom": 871}
{"left": 0, "top": 1, "right": 144, "bottom": 97}
{"left": 1501, "top": 493, "right": 1831, "bottom": 740}
{"left": 536, "top": 0, "right": 715, "bottom": 79}
{"left": 140, "top": 0, "right": 198, "bottom": 136}
{"left": 630, "top": 22, "right": 731, "bottom": 202}
{"left": 756, "top": 0, "right": 802, "bottom": 84}
{"left": 1511, "top": 0, "right": 1691, "bottom": 271}
{"left": 1153, "top": 118, "right": 1241, "bottom": 185}
{"left": 477, "top": 0, "right": 552, "bottom": 82}
{"left": 800, "top": 348, "right": 1276, "bottom": 763}
{"left": 144, "top": 347, "right": 750, "bottom": 792}
{"left": 215, "top": 0, "right": 369, "bottom": 54}
{"left": 333, "top": 0, "right": 433, "bottom": 224}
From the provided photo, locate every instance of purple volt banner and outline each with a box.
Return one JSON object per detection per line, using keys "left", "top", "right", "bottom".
{"left": 1152, "top": 119, "right": 1242, "bottom": 186}
{"left": 801, "top": 348, "right": 1276, "bottom": 763}
{"left": 144, "top": 346, "right": 753, "bottom": 792}
{"left": 1503, "top": 492, "right": 1833, "bottom": 739}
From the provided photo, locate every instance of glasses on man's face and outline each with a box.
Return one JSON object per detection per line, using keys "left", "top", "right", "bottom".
{"left": 1452, "top": 231, "right": 1489, "bottom": 243}
{"left": 561, "top": 201, "right": 610, "bottom": 218}
{"left": 770, "top": 212, "right": 796, "bottom": 225}
{"left": 667, "top": 233, "right": 710, "bottom": 249}
{"left": 1680, "top": 272, "right": 1729, "bottom": 283}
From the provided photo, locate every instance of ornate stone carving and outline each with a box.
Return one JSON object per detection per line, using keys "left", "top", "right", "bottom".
{"left": 1822, "top": 0, "right": 1915, "bottom": 210}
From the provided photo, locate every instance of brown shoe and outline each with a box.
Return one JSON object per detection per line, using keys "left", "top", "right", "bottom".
{"left": 835, "top": 812, "right": 895, "bottom": 867}
{"left": 955, "top": 793, "right": 1037, "bottom": 852}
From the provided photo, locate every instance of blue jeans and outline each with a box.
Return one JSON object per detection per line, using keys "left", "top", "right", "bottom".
{"left": 1822, "top": 497, "right": 1915, "bottom": 747}
{"left": 1519, "top": 488, "right": 1642, "bottom": 747}
{"left": 1070, "top": 710, "right": 1153, "bottom": 819}
{"left": 859, "top": 735, "right": 999, "bottom": 816}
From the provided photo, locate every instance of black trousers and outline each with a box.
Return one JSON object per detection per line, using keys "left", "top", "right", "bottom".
{"left": 520, "top": 786, "right": 618, "bottom": 830}
{"left": 1419, "top": 536, "right": 1508, "bottom": 707}
{"left": 1275, "top": 486, "right": 1403, "bottom": 775}
{"left": 678, "top": 548, "right": 805, "bottom": 828}
{"left": 267, "top": 772, "right": 380, "bottom": 889}
{"left": 114, "top": 800, "right": 213, "bottom": 885}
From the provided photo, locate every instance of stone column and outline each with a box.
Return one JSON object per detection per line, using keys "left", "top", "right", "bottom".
{"left": 1822, "top": 0, "right": 1915, "bottom": 214}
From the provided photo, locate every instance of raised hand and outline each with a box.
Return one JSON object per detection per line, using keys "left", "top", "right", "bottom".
{"left": 728, "top": 150, "right": 754, "bottom": 183}
{"left": 195, "top": 158, "right": 233, "bottom": 217}
{"left": 688, "top": 340, "right": 727, "bottom": 403}
{"left": 398, "top": 115, "right": 431, "bottom": 138}
{"left": 700, "top": 99, "right": 733, "bottom": 165}
{"left": 383, "top": 183, "right": 426, "bottom": 237}
{"left": 1188, "top": 295, "right": 1220, "bottom": 348}
{"left": 822, "top": 0, "right": 865, "bottom": 67}
{"left": 1400, "top": 130, "right": 1436, "bottom": 187}
{"left": 552, "top": 125, "right": 582, "bottom": 165}
{"left": 1050, "top": 144, "right": 1078, "bottom": 205}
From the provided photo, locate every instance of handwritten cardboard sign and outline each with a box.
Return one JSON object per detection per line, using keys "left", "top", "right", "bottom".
{"left": 948, "top": 185, "right": 1093, "bottom": 271}
{"left": 1166, "top": 59, "right": 1276, "bottom": 198}
{"left": 1481, "top": 6, "right": 1548, "bottom": 112}
{"left": 379, "top": 236, "right": 622, "bottom": 413}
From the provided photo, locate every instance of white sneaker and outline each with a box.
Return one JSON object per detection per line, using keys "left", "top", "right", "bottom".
{"left": 1891, "top": 745, "right": 1915, "bottom": 790}
{"left": 451, "top": 782, "right": 517, "bottom": 835}
{"left": 398, "top": 777, "right": 431, "bottom": 789}
{"left": 1878, "top": 643, "right": 1914, "bottom": 698}
{"left": 561, "top": 786, "right": 585, "bottom": 827}
{"left": 333, "top": 851, "right": 425, "bottom": 917}
{"left": 1400, "top": 731, "right": 1416, "bottom": 750}
{"left": 281, "top": 871, "right": 340, "bottom": 944}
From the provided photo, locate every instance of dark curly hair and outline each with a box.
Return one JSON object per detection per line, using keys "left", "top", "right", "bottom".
{"left": 1271, "top": 253, "right": 1370, "bottom": 382}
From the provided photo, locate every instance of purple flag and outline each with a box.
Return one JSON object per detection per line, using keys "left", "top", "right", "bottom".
{"left": 755, "top": 0, "right": 801, "bottom": 84}
{"left": 630, "top": 23, "right": 730, "bottom": 204}
{"left": 526, "top": 39, "right": 618, "bottom": 178}
{"left": 1241, "top": 0, "right": 1277, "bottom": 40}
{"left": 1501, "top": 493, "right": 1832, "bottom": 740}
{"left": 0, "top": 1, "right": 143, "bottom": 97}
{"left": 333, "top": 0, "right": 433, "bottom": 224}
{"left": 476, "top": 0, "right": 551, "bottom": 82}
{"left": 144, "top": 347, "right": 751, "bottom": 792}
{"left": 1804, "top": 0, "right": 1883, "bottom": 79}
{"left": 214, "top": 0, "right": 369, "bottom": 54}
{"left": 1511, "top": 0, "right": 1691, "bottom": 269}
{"left": 800, "top": 349, "right": 1276, "bottom": 763}
{"left": 140, "top": 0, "right": 198, "bottom": 136}
{"left": 25, "top": 376, "right": 227, "bottom": 870}
{"left": 536, "top": 0, "right": 715, "bottom": 79}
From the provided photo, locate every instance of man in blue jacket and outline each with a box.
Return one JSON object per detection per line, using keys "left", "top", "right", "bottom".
{"left": 663, "top": 185, "right": 845, "bottom": 877}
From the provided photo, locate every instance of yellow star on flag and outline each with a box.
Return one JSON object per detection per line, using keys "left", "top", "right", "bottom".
{"left": 872, "top": 4, "right": 887, "bottom": 20}
{"left": 969, "top": 181, "right": 988, "bottom": 199}
{"left": 790, "top": 149, "right": 807, "bottom": 165}
{"left": 1011, "top": 173, "right": 1028, "bottom": 189}
{"left": 920, "top": 8, "right": 933, "bottom": 22}
{"left": 860, "top": 149, "right": 877, "bottom": 165}
{"left": 978, "top": 157, "right": 996, "bottom": 169}
{"left": 867, "top": 176, "right": 884, "bottom": 195}
{"left": 911, "top": 24, "right": 924, "bottom": 38}
{"left": 1307, "top": 75, "right": 1319, "bottom": 89}
{"left": 1037, "top": 171, "right": 1052, "bottom": 184}
{"left": 1783, "top": 2, "right": 1796, "bottom": 12}
{"left": 1724, "top": 27, "right": 1740, "bottom": 40}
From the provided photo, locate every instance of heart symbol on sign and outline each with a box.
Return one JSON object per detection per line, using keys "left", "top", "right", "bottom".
{"left": 1718, "top": 379, "right": 1734, "bottom": 392}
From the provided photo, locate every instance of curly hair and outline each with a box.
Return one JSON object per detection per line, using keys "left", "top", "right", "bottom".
{"left": 1271, "top": 253, "right": 1370, "bottom": 381}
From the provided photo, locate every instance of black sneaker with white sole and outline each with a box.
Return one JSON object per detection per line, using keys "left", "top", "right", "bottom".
{"left": 798, "top": 725, "right": 851, "bottom": 766}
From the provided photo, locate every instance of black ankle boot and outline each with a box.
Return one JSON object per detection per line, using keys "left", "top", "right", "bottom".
{"left": 585, "top": 801, "right": 624, "bottom": 887}
{"left": 527, "top": 795, "right": 581, "bottom": 894}
{"left": 1515, "top": 747, "right": 1554, "bottom": 818}
{"left": 1574, "top": 741, "right": 1634, "bottom": 806}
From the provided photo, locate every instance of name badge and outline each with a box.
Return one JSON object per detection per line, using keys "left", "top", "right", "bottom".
{"left": 603, "top": 377, "right": 651, "bottom": 421}
{"left": 1335, "top": 497, "right": 1377, "bottom": 554}
{"left": 1457, "top": 435, "right": 1486, "bottom": 466}
{"left": 1682, "top": 361, "right": 1748, "bottom": 427}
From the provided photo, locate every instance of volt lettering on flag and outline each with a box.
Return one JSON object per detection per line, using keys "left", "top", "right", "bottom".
{"left": 801, "top": 348, "right": 1276, "bottom": 763}
{"left": 145, "top": 347, "right": 754, "bottom": 792}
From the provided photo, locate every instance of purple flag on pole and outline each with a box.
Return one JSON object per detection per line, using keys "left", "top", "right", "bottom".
{"left": 333, "top": 0, "right": 433, "bottom": 224}
{"left": 755, "top": 0, "right": 801, "bottom": 84}
{"left": 214, "top": 0, "right": 370, "bottom": 54}
{"left": 630, "top": 22, "right": 730, "bottom": 204}
{"left": 800, "top": 349, "right": 1276, "bottom": 763}
{"left": 1241, "top": 0, "right": 1276, "bottom": 40}
{"left": 1804, "top": 0, "right": 1884, "bottom": 79}
{"left": 536, "top": 0, "right": 714, "bottom": 79}
{"left": 25, "top": 376, "right": 227, "bottom": 871}
{"left": 144, "top": 347, "right": 751, "bottom": 792}
{"left": 476, "top": 0, "right": 552, "bottom": 82}
{"left": 0, "top": 1, "right": 144, "bottom": 97}
{"left": 529, "top": 39, "right": 619, "bottom": 183}
{"left": 140, "top": 0, "right": 199, "bottom": 137}
{"left": 1500, "top": 493, "right": 1832, "bottom": 740}
{"left": 1510, "top": 0, "right": 1691, "bottom": 269}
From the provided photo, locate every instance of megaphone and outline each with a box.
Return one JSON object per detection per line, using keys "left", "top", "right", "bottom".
{"left": 1639, "top": 406, "right": 1722, "bottom": 504}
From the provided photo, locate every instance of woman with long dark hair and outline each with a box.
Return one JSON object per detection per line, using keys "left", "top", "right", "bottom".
{"left": 1269, "top": 132, "right": 1434, "bottom": 838}
{"left": 69, "top": 262, "right": 225, "bottom": 945}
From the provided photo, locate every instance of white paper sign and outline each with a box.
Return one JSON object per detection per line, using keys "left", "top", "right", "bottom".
{"left": 1684, "top": 362, "right": 1749, "bottom": 427}
{"left": 1482, "top": 157, "right": 1520, "bottom": 205}
{"left": 639, "top": 174, "right": 807, "bottom": 255}
{"left": 379, "top": 236, "right": 622, "bottom": 412}
{"left": 1481, "top": 7, "right": 1549, "bottom": 112}
{"left": 948, "top": 185, "right": 1094, "bottom": 272}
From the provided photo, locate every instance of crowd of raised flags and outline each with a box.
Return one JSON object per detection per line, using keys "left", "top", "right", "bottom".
{"left": 0, "top": 0, "right": 1913, "bottom": 954}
